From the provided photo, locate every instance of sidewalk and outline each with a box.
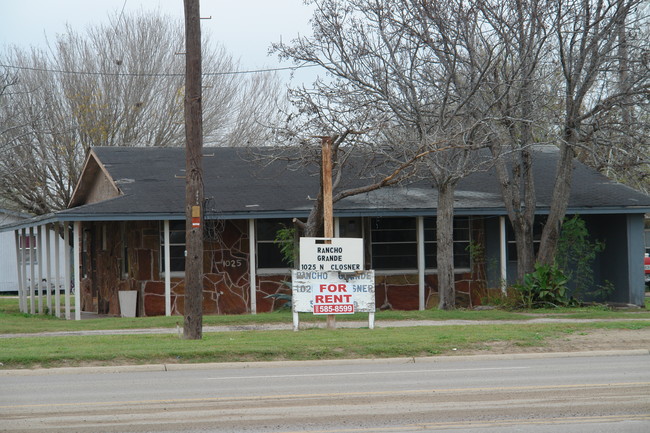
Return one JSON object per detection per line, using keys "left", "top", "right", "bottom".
{"left": 3, "top": 317, "right": 650, "bottom": 339}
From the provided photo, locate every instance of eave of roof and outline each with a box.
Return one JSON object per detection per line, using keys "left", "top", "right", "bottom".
{"left": 2, "top": 203, "right": 649, "bottom": 234}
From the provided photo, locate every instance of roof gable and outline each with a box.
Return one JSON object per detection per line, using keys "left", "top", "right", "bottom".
{"left": 68, "top": 148, "right": 122, "bottom": 208}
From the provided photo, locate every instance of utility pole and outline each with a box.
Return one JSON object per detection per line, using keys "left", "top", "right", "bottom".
{"left": 183, "top": 0, "right": 204, "bottom": 340}
{"left": 320, "top": 136, "right": 336, "bottom": 329}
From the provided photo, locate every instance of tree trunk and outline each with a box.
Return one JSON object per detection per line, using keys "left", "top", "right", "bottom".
{"left": 512, "top": 215, "right": 535, "bottom": 281}
{"left": 491, "top": 146, "right": 537, "bottom": 281}
{"left": 304, "top": 189, "right": 324, "bottom": 238}
{"left": 537, "top": 141, "right": 574, "bottom": 266}
{"left": 437, "top": 181, "right": 456, "bottom": 310}
{"left": 183, "top": 0, "right": 204, "bottom": 340}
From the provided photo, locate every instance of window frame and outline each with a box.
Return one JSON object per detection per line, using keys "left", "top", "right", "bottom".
{"left": 370, "top": 217, "right": 418, "bottom": 271}
{"left": 256, "top": 218, "right": 294, "bottom": 274}
{"left": 423, "top": 216, "right": 472, "bottom": 271}
{"left": 160, "top": 220, "right": 186, "bottom": 277}
{"left": 370, "top": 216, "right": 473, "bottom": 273}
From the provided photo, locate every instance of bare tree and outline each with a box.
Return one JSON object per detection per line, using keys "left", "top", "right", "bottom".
{"left": 264, "top": 81, "right": 420, "bottom": 238}
{"left": 275, "top": 0, "right": 649, "bottom": 293}
{"left": 573, "top": 2, "right": 650, "bottom": 194}
{"left": 468, "top": 0, "right": 649, "bottom": 278}
{"left": 274, "top": 0, "right": 498, "bottom": 309}
{"left": 472, "top": 0, "right": 558, "bottom": 281}
{"left": 0, "top": 10, "right": 284, "bottom": 214}
{"left": 537, "top": 0, "right": 649, "bottom": 264}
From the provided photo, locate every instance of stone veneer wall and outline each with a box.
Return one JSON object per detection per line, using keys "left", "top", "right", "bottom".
{"left": 83, "top": 216, "right": 488, "bottom": 316}
{"left": 137, "top": 220, "right": 292, "bottom": 316}
{"left": 80, "top": 221, "right": 140, "bottom": 316}
{"left": 143, "top": 220, "right": 250, "bottom": 316}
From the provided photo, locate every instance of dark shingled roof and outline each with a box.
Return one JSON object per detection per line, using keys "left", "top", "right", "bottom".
{"left": 56, "top": 145, "right": 650, "bottom": 221}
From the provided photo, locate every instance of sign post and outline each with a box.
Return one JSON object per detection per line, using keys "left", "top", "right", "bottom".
{"left": 320, "top": 136, "right": 336, "bottom": 329}
{"left": 290, "top": 135, "right": 375, "bottom": 331}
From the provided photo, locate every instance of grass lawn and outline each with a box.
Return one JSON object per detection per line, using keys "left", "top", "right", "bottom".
{"left": 1, "top": 296, "right": 649, "bottom": 335}
{"left": 1, "top": 296, "right": 649, "bottom": 369}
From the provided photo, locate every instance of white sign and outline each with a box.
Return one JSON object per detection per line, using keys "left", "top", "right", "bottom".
{"left": 299, "top": 237, "right": 363, "bottom": 272}
{"left": 292, "top": 270, "right": 375, "bottom": 314}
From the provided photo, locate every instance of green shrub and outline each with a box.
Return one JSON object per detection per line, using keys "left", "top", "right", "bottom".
{"left": 556, "top": 215, "right": 605, "bottom": 298}
{"left": 515, "top": 263, "right": 573, "bottom": 308}
{"left": 274, "top": 226, "right": 297, "bottom": 267}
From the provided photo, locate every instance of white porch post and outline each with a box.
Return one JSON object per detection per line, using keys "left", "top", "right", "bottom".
{"left": 73, "top": 221, "right": 82, "bottom": 320}
{"left": 248, "top": 219, "right": 257, "bottom": 314}
{"left": 54, "top": 224, "right": 61, "bottom": 318}
{"left": 417, "top": 216, "right": 425, "bottom": 310}
{"left": 63, "top": 223, "right": 71, "bottom": 320}
{"left": 499, "top": 216, "right": 507, "bottom": 293}
{"left": 37, "top": 225, "right": 44, "bottom": 314}
{"left": 164, "top": 220, "right": 171, "bottom": 316}
{"left": 14, "top": 230, "right": 24, "bottom": 313}
{"left": 29, "top": 226, "right": 35, "bottom": 314}
{"left": 20, "top": 228, "right": 28, "bottom": 313}
{"left": 45, "top": 224, "right": 52, "bottom": 314}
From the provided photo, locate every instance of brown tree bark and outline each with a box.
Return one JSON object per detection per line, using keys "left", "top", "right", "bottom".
{"left": 537, "top": 131, "right": 575, "bottom": 266}
{"left": 491, "top": 146, "right": 537, "bottom": 282}
{"left": 437, "top": 181, "right": 456, "bottom": 310}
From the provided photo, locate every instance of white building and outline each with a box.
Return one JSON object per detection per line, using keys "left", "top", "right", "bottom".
{"left": 0, "top": 209, "right": 67, "bottom": 293}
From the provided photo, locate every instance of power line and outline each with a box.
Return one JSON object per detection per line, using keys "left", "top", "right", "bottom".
{"left": 0, "top": 62, "right": 319, "bottom": 77}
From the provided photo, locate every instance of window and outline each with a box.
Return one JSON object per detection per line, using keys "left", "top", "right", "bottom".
{"left": 370, "top": 217, "right": 417, "bottom": 270}
{"left": 18, "top": 234, "right": 38, "bottom": 265}
{"left": 121, "top": 223, "right": 129, "bottom": 277}
{"left": 257, "top": 219, "right": 293, "bottom": 270}
{"left": 161, "top": 221, "right": 186, "bottom": 273}
{"left": 423, "top": 217, "right": 471, "bottom": 269}
{"left": 82, "top": 229, "right": 90, "bottom": 278}
{"left": 339, "top": 217, "right": 363, "bottom": 238}
{"left": 370, "top": 216, "right": 472, "bottom": 271}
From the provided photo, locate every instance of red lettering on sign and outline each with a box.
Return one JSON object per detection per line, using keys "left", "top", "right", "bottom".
{"left": 319, "top": 284, "right": 347, "bottom": 292}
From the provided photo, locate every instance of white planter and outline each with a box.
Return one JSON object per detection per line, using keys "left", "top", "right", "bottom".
{"left": 118, "top": 290, "right": 137, "bottom": 318}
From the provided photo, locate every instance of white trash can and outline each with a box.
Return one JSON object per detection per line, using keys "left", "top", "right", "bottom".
{"left": 118, "top": 290, "right": 137, "bottom": 318}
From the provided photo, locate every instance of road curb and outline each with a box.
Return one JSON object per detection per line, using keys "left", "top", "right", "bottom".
{"left": 1, "top": 349, "right": 648, "bottom": 376}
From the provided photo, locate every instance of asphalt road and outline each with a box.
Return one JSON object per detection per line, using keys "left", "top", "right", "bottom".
{"left": 1, "top": 353, "right": 649, "bottom": 432}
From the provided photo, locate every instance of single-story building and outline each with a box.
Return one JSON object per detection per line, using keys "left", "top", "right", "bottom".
{"left": 2, "top": 145, "right": 649, "bottom": 319}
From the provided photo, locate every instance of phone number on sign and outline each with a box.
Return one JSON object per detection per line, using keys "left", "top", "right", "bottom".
{"left": 313, "top": 304, "right": 355, "bottom": 314}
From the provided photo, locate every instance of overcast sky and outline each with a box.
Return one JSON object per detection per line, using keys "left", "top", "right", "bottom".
{"left": 0, "top": 0, "right": 319, "bottom": 84}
